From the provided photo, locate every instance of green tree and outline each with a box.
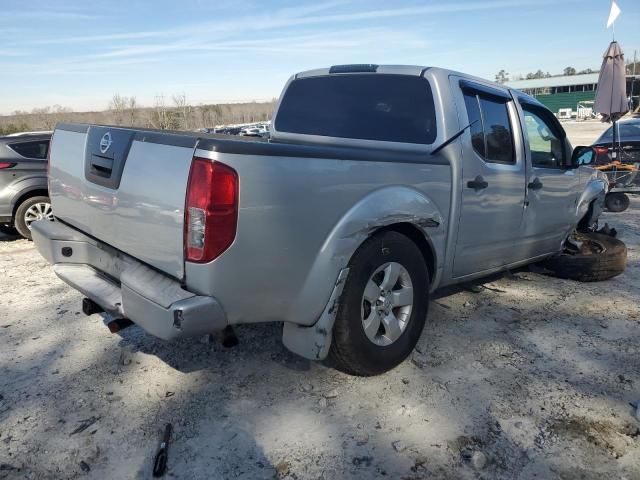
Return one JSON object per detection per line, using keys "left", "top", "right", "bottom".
{"left": 494, "top": 69, "right": 509, "bottom": 84}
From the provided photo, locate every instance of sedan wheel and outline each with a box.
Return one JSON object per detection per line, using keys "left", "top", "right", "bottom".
{"left": 24, "top": 201, "right": 53, "bottom": 229}
{"left": 14, "top": 195, "right": 53, "bottom": 240}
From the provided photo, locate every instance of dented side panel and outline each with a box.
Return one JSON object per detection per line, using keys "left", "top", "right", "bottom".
{"left": 185, "top": 149, "right": 451, "bottom": 328}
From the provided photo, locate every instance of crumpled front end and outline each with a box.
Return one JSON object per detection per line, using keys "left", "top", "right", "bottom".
{"left": 576, "top": 168, "right": 608, "bottom": 232}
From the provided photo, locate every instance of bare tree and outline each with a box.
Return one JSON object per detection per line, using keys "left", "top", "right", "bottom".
{"left": 109, "top": 94, "right": 128, "bottom": 125}
{"left": 152, "top": 95, "right": 175, "bottom": 130}
{"left": 127, "top": 97, "right": 138, "bottom": 126}
{"left": 173, "top": 94, "right": 192, "bottom": 130}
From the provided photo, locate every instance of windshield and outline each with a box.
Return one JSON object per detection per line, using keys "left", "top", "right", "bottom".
{"left": 598, "top": 122, "right": 640, "bottom": 141}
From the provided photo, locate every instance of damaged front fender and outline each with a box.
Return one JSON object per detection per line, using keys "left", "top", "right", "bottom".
{"left": 576, "top": 174, "right": 607, "bottom": 230}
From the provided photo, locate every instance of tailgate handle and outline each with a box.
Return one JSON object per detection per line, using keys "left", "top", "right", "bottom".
{"left": 90, "top": 155, "right": 114, "bottom": 177}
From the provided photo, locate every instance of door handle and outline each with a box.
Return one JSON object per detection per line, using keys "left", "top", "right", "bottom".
{"left": 528, "top": 178, "right": 543, "bottom": 190}
{"left": 467, "top": 175, "right": 488, "bottom": 190}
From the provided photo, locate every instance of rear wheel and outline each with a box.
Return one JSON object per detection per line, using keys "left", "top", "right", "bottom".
{"left": 605, "top": 192, "right": 630, "bottom": 212}
{"left": 14, "top": 196, "right": 52, "bottom": 240}
{"left": 328, "top": 231, "right": 429, "bottom": 376}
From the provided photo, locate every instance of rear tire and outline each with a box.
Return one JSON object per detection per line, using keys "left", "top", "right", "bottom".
{"left": 539, "top": 232, "right": 626, "bottom": 282}
{"left": 605, "top": 192, "right": 630, "bottom": 212}
{"left": 328, "top": 231, "right": 429, "bottom": 376}
{"left": 14, "top": 196, "right": 52, "bottom": 240}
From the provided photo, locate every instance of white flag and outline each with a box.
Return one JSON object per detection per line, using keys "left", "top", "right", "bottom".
{"left": 607, "top": 0, "right": 621, "bottom": 28}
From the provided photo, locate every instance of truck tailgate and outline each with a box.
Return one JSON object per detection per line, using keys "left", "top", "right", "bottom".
{"left": 50, "top": 125, "right": 197, "bottom": 279}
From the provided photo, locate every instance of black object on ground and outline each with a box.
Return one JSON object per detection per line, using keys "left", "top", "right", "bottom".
{"left": 152, "top": 423, "right": 172, "bottom": 477}
{"left": 69, "top": 416, "right": 100, "bottom": 436}
{"left": 221, "top": 325, "right": 239, "bottom": 348}
{"left": 539, "top": 232, "right": 627, "bottom": 282}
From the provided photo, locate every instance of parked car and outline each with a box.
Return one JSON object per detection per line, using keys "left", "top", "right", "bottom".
{"left": 32, "top": 65, "right": 615, "bottom": 376}
{"left": 0, "top": 132, "right": 52, "bottom": 239}
{"left": 240, "top": 124, "right": 269, "bottom": 137}
{"left": 591, "top": 117, "right": 640, "bottom": 212}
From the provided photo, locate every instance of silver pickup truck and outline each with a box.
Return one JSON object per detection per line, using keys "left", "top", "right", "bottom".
{"left": 32, "top": 65, "right": 607, "bottom": 376}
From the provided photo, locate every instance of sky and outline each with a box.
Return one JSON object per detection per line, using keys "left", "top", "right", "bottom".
{"left": 1, "top": 0, "right": 639, "bottom": 114}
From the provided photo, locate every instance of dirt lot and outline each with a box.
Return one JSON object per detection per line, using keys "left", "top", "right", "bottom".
{"left": 2, "top": 122, "right": 640, "bottom": 480}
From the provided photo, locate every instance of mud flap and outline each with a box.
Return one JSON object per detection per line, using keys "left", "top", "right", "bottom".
{"left": 282, "top": 268, "right": 349, "bottom": 360}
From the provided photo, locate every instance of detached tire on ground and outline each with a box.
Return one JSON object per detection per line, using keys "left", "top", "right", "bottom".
{"left": 328, "top": 231, "right": 429, "bottom": 376}
{"left": 539, "top": 232, "right": 627, "bottom": 282}
{"left": 605, "top": 192, "right": 630, "bottom": 213}
{"left": 14, "top": 196, "right": 53, "bottom": 240}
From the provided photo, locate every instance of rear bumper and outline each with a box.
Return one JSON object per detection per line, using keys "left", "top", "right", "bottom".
{"left": 31, "top": 219, "right": 227, "bottom": 340}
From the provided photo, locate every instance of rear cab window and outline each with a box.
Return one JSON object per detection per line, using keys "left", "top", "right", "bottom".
{"left": 275, "top": 74, "right": 437, "bottom": 145}
{"left": 9, "top": 140, "right": 49, "bottom": 159}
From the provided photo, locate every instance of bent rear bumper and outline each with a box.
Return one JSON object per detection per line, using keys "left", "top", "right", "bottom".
{"left": 31, "top": 219, "right": 227, "bottom": 340}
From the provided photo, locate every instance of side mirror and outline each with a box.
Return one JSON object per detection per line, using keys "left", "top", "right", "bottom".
{"left": 570, "top": 146, "right": 596, "bottom": 168}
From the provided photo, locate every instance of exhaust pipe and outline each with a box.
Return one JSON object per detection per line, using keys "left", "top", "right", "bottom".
{"left": 82, "top": 298, "right": 133, "bottom": 333}
{"left": 106, "top": 318, "right": 134, "bottom": 334}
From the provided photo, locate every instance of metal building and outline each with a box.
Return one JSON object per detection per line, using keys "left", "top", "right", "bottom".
{"left": 505, "top": 73, "right": 600, "bottom": 116}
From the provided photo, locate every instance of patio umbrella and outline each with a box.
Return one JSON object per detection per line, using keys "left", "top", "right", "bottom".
{"left": 593, "top": 41, "right": 629, "bottom": 159}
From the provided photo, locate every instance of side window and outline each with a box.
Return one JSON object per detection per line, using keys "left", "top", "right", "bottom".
{"left": 9, "top": 141, "right": 49, "bottom": 159}
{"left": 522, "top": 107, "right": 565, "bottom": 168}
{"left": 463, "top": 91, "right": 515, "bottom": 164}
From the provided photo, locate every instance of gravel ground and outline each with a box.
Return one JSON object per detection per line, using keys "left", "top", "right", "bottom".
{"left": 2, "top": 122, "right": 639, "bottom": 480}
{"left": 562, "top": 120, "right": 610, "bottom": 147}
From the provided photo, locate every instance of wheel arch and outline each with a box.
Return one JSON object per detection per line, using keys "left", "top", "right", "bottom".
{"left": 11, "top": 187, "right": 49, "bottom": 219}
{"left": 289, "top": 185, "right": 445, "bottom": 327}
{"left": 282, "top": 186, "right": 444, "bottom": 361}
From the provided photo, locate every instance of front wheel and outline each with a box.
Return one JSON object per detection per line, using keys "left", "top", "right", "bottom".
{"left": 605, "top": 192, "right": 630, "bottom": 212}
{"left": 539, "top": 232, "right": 626, "bottom": 282}
{"left": 328, "top": 231, "right": 429, "bottom": 376}
{"left": 14, "top": 196, "right": 53, "bottom": 240}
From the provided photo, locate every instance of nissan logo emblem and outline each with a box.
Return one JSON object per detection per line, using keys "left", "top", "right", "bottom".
{"left": 99, "top": 132, "right": 112, "bottom": 154}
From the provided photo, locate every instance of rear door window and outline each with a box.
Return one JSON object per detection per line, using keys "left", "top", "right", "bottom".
{"left": 9, "top": 140, "right": 49, "bottom": 159}
{"left": 275, "top": 74, "right": 437, "bottom": 144}
{"left": 462, "top": 90, "right": 515, "bottom": 164}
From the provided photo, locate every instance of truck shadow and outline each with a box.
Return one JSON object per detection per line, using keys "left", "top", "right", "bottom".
{"left": 114, "top": 321, "right": 312, "bottom": 374}
{"left": 0, "top": 228, "right": 22, "bottom": 242}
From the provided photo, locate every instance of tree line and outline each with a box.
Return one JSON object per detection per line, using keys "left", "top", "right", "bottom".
{"left": 494, "top": 67, "right": 599, "bottom": 84}
{"left": 0, "top": 95, "right": 277, "bottom": 135}
{"left": 495, "top": 61, "right": 640, "bottom": 84}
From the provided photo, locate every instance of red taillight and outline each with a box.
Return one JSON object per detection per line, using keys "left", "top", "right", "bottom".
{"left": 0, "top": 162, "right": 16, "bottom": 169}
{"left": 184, "top": 157, "right": 239, "bottom": 263}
